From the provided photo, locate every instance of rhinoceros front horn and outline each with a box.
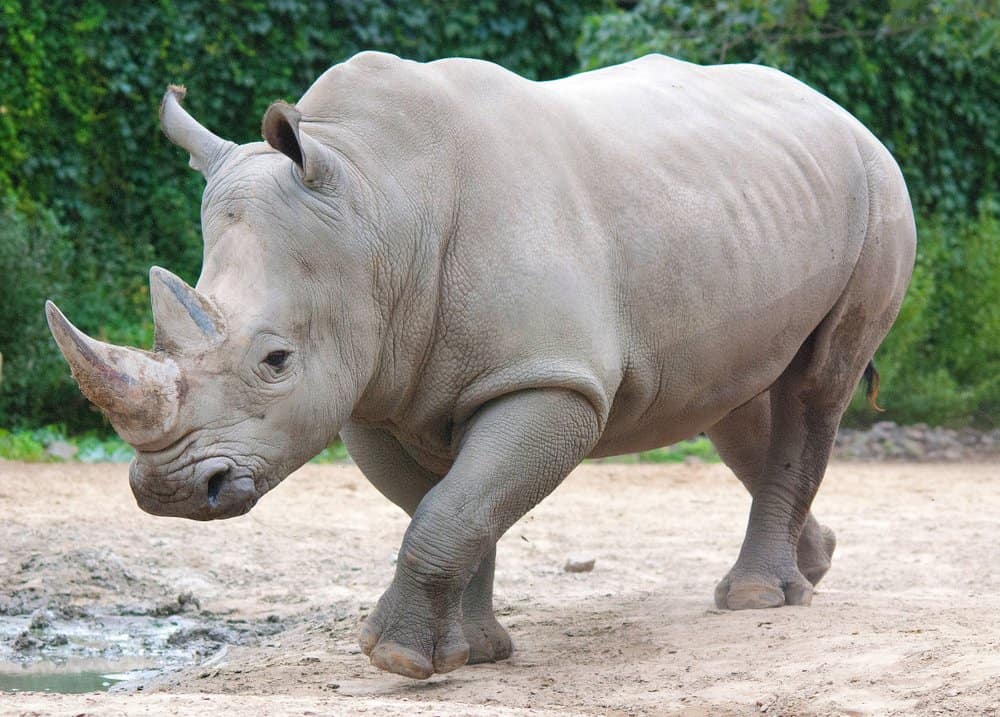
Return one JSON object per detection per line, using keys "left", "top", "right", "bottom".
{"left": 45, "top": 301, "right": 183, "bottom": 448}
{"left": 160, "top": 84, "right": 236, "bottom": 177}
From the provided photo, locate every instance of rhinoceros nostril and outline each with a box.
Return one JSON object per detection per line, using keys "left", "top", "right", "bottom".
{"left": 205, "top": 468, "right": 229, "bottom": 507}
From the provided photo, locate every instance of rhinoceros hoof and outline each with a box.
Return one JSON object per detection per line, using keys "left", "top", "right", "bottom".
{"left": 799, "top": 524, "right": 837, "bottom": 587}
{"left": 359, "top": 596, "right": 469, "bottom": 679}
{"left": 463, "top": 616, "right": 513, "bottom": 664}
{"left": 714, "top": 571, "right": 814, "bottom": 610}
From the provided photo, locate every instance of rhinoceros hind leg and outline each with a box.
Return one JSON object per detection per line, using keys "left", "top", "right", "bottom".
{"left": 464, "top": 616, "right": 514, "bottom": 664}
{"left": 713, "top": 142, "right": 913, "bottom": 610}
{"left": 710, "top": 372, "right": 842, "bottom": 611}
{"left": 708, "top": 245, "right": 905, "bottom": 611}
{"left": 706, "top": 395, "right": 837, "bottom": 593}
{"left": 798, "top": 516, "right": 837, "bottom": 586}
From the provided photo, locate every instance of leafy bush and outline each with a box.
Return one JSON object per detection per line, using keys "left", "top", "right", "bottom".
{"left": 0, "top": 424, "right": 357, "bottom": 464}
{"left": 0, "top": 428, "right": 48, "bottom": 462}
{"left": 1, "top": 0, "right": 996, "bottom": 434}
{"left": 839, "top": 209, "right": 1000, "bottom": 427}
{"left": 580, "top": 1, "right": 1000, "bottom": 428}
{"left": 579, "top": 0, "right": 998, "bottom": 219}
{"left": 0, "top": 0, "right": 606, "bottom": 432}
{"left": 638, "top": 436, "right": 720, "bottom": 463}
{"left": 0, "top": 200, "right": 77, "bottom": 425}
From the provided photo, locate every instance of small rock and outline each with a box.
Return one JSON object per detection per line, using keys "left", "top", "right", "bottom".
{"left": 899, "top": 438, "right": 926, "bottom": 459}
{"left": 152, "top": 591, "right": 200, "bottom": 617}
{"left": 29, "top": 609, "right": 51, "bottom": 631}
{"left": 12, "top": 631, "right": 41, "bottom": 651}
{"left": 564, "top": 556, "right": 595, "bottom": 573}
{"left": 45, "top": 441, "right": 78, "bottom": 461}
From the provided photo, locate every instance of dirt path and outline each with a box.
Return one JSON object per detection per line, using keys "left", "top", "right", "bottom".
{"left": 2, "top": 460, "right": 999, "bottom": 716}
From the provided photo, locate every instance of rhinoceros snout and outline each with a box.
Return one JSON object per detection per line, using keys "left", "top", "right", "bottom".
{"left": 130, "top": 457, "right": 258, "bottom": 521}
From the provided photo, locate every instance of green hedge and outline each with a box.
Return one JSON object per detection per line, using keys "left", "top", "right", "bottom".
{"left": 579, "top": 0, "right": 998, "bottom": 219}
{"left": 840, "top": 208, "right": 1000, "bottom": 426}
{"left": 0, "top": 0, "right": 606, "bottom": 431}
{"left": 1, "top": 1, "right": 997, "bottom": 432}
{"left": 579, "top": 1, "right": 999, "bottom": 427}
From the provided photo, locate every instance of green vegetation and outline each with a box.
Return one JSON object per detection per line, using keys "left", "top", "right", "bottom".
{"left": 0, "top": 426, "right": 132, "bottom": 462}
{"left": 594, "top": 436, "right": 721, "bottom": 464}
{"left": 579, "top": 0, "right": 999, "bottom": 427}
{"left": 0, "top": 0, "right": 606, "bottom": 432}
{"left": 0, "top": 427, "right": 716, "bottom": 465}
{"left": 0, "top": 425, "right": 351, "bottom": 463}
{"left": 1, "top": 0, "right": 997, "bottom": 443}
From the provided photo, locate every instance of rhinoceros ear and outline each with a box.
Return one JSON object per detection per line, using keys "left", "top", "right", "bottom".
{"left": 149, "top": 267, "right": 225, "bottom": 352}
{"left": 262, "top": 101, "right": 345, "bottom": 190}
{"left": 160, "top": 85, "right": 236, "bottom": 178}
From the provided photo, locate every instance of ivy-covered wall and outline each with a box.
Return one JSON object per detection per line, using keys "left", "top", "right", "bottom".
{"left": 1, "top": 0, "right": 997, "bottom": 430}
{"left": 578, "top": 0, "right": 1000, "bottom": 426}
{"left": 0, "top": 0, "right": 606, "bottom": 429}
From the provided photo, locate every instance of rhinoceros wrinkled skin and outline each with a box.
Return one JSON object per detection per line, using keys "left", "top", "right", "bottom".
{"left": 47, "top": 52, "right": 915, "bottom": 679}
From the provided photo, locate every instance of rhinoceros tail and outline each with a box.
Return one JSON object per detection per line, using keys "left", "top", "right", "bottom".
{"left": 862, "top": 360, "right": 884, "bottom": 412}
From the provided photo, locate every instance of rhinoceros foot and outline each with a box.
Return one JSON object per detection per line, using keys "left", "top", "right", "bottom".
{"left": 463, "top": 616, "right": 513, "bottom": 664}
{"left": 359, "top": 583, "right": 470, "bottom": 679}
{"left": 798, "top": 522, "right": 837, "bottom": 587}
{"left": 714, "top": 568, "right": 814, "bottom": 610}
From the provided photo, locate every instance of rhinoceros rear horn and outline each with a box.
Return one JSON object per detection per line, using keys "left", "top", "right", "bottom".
{"left": 262, "top": 101, "right": 345, "bottom": 189}
{"left": 45, "top": 301, "right": 182, "bottom": 447}
{"left": 149, "top": 267, "right": 224, "bottom": 351}
{"left": 160, "top": 85, "right": 236, "bottom": 178}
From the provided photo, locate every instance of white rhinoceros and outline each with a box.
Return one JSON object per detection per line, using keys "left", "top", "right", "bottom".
{"left": 47, "top": 52, "right": 915, "bottom": 679}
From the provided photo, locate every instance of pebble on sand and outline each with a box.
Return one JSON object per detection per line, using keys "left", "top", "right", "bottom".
{"left": 564, "top": 556, "right": 596, "bottom": 573}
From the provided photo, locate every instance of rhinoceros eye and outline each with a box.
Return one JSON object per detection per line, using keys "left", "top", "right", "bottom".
{"left": 264, "top": 350, "right": 289, "bottom": 370}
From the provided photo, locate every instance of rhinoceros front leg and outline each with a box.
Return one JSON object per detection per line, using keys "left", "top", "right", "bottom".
{"left": 340, "top": 422, "right": 512, "bottom": 664}
{"left": 357, "top": 389, "right": 600, "bottom": 679}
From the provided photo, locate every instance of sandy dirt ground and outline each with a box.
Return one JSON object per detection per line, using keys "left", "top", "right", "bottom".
{"left": 2, "top": 459, "right": 1000, "bottom": 716}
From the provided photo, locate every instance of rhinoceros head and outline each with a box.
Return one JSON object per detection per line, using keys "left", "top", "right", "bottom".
{"left": 47, "top": 86, "right": 380, "bottom": 520}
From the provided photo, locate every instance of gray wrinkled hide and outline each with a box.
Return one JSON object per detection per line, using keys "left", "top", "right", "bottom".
{"left": 49, "top": 53, "right": 915, "bottom": 680}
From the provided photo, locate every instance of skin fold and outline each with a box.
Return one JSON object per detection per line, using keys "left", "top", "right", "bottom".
{"left": 47, "top": 52, "right": 916, "bottom": 679}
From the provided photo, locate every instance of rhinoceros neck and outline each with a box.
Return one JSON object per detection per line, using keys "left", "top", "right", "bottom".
{"left": 290, "top": 58, "right": 480, "bottom": 428}
{"left": 321, "top": 136, "right": 454, "bottom": 429}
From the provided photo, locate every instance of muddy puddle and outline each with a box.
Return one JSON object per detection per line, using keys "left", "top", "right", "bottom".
{"left": 0, "top": 657, "right": 159, "bottom": 693}
{"left": 0, "top": 601, "right": 286, "bottom": 693}
{"left": 0, "top": 535, "right": 295, "bottom": 694}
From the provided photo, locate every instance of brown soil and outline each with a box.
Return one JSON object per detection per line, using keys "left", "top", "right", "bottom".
{"left": 2, "top": 460, "right": 1000, "bottom": 716}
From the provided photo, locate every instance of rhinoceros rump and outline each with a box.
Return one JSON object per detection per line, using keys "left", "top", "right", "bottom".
{"left": 47, "top": 52, "right": 915, "bottom": 679}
